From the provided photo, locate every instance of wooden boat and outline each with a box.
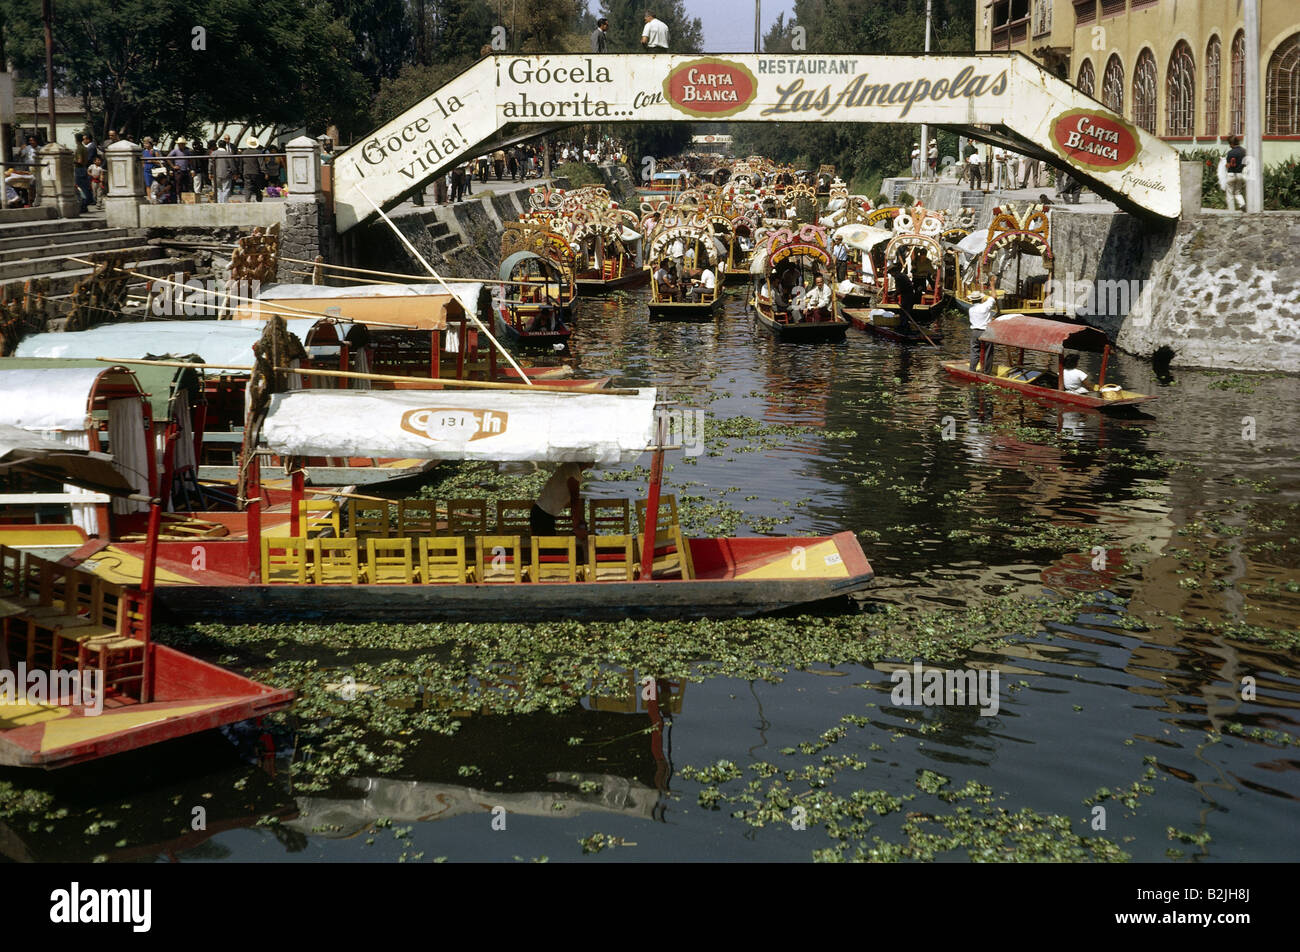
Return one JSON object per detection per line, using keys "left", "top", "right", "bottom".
{"left": 0, "top": 431, "right": 292, "bottom": 767}
{"left": 494, "top": 251, "right": 572, "bottom": 350}
{"left": 646, "top": 213, "right": 723, "bottom": 321}
{"left": 722, "top": 211, "right": 759, "bottom": 283}
{"left": 950, "top": 202, "right": 1063, "bottom": 317}
{"left": 942, "top": 315, "right": 1156, "bottom": 411}
{"left": 749, "top": 224, "right": 849, "bottom": 343}
{"left": 876, "top": 204, "right": 946, "bottom": 315}
{"left": 815, "top": 164, "right": 836, "bottom": 197}
{"left": 843, "top": 308, "right": 943, "bottom": 344}
{"left": 72, "top": 386, "right": 874, "bottom": 623}
{"left": 569, "top": 207, "right": 648, "bottom": 294}
{"left": 831, "top": 223, "right": 892, "bottom": 308}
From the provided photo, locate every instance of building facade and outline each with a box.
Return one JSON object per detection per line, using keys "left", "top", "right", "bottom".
{"left": 976, "top": 0, "right": 1300, "bottom": 163}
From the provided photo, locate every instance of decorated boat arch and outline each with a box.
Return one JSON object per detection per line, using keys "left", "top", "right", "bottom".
{"left": 332, "top": 53, "right": 1183, "bottom": 232}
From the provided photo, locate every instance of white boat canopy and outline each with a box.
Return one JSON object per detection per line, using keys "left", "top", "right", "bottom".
{"left": 0, "top": 367, "right": 135, "bottom": 431}
{"left": 955, "top": 230, "right": 989, "bottom": 257}
{"left": 834, "top": 223, "right": 894, "bottom": 253}
{"left": 262, "top": 387, "right": 658, "bottom": 465}
{"left": 15, "top": 320, "right": 338, "bottom": 372}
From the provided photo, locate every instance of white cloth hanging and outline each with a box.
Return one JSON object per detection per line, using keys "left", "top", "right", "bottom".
{"left": 353, "top": 348, "right": 372, "bottom": 391}
{"left": 37, "top": 428, "right": 97, "bottom": 535}
{"left": 107, "top": 398, "right": 149, "bottom": 514}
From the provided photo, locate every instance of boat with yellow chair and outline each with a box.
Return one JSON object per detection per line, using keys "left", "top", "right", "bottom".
{"left": 0, "top": 427, "right": 292, "bottom": 767}
{"left": 74, "top": 383, "right": 874, "bottom": 623}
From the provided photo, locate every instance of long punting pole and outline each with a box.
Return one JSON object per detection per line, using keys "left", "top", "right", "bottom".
{"left": 138, "top": 495, "right": 162, "bottom": 703}
{"left": 639, "top": 411, "right": 669, "bottom": 581}
{"left": 93, "top": 357, "right": 627, "bottom": 394}
{"left": 354, "top": 184, "right": 534, "bottom": 386}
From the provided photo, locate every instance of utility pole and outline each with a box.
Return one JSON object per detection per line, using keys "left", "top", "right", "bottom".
{"left": 1243, "top": 0, "right": 1263, "bottom": 212}
{"left": 754, "top": 1, "right": 761, "bottom": 54}
{"left": 918, "top": 0, "right": 932, "bottom": 181}
{"left": 42, "top": 0, "right": 56, "bottom": 143}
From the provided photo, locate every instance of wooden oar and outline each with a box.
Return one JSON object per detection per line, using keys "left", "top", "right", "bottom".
{"left": 900, "top": 307, "right": 940, "bottom": 348}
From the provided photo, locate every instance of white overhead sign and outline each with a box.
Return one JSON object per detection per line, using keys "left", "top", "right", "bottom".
{"left": 334, "top": 54, "right": 1182, "bottom": 230}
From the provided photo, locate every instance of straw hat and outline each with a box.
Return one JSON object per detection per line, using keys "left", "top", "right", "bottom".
{"left": 247, "top": 137, "right": 259, "bottom": 148}
{"left": 969, "top": 291, "right": 984, "bottom": 302}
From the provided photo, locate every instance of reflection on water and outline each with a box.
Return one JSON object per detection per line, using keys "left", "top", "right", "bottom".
{"left": 3, "top": 287, "right": 1297, "bottom": 862}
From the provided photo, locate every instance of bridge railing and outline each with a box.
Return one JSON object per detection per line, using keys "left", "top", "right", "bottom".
{"left": 103, "top": 136, "right": 326, "bottom": 230}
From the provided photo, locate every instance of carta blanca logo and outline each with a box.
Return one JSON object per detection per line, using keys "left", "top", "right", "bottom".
{"left": 49, "top": 883, "right": 151, "bottom": 932}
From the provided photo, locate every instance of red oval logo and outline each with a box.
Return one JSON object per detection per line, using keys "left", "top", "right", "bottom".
{"left": 663, "top": 58, "right": 757, "bottom": 119}
{"left": 1049, "top": 109, "right": 1142, "bottom": 172}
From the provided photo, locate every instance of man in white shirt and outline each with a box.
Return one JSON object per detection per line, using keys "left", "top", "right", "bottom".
{"left": 532, "top": 462, "right": 589, "bottom": 540}
{"left": 688, "top": 266, "right": 716, "bottom": 302}
{"left": 967, "top": 290, "right": 997, "bottom": 372}
{"left": 803, "top": 275, "right": 832, "bottom": 322}
{"left": 669, "top": 236, "right": 685, "bottom": 274}
{"left": 642, "top": 13, "right": 669, "bottom": 49}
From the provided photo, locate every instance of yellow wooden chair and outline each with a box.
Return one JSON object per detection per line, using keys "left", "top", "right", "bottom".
{"left": 635, "top": 494, "right": 679, "bottom": 533}
{"left": 262, "top": 537, "right": 311, "bottom": 584}
{"left": 367, "top": 537, "right": 415, "bottom": 584}
{"left": 398, "top": 499, "right": 440, "bottom": 537}
{"left": 531, "top": 536, "right": 581, "bottom": 583}
{"left": 347, "top": 499, "right": 392, "bottom": 539}
{"left": 589, "top": 498, "right": 631, "bottom": 535}
{"left": 448, "top": 498, "right": 489, "bottom": 536}
{"left": 495, "top": 499, "right": 534, "bottom": 535}
{"left": 419, "top": 536, "right": 470, "bottom": 583}
{"left": 636, "top": 525, "right": 695, "bottom": 580}
{"left": 475, "top": 535, "right": 524, "bottom": 583}
{"left": 314, "top": 538, "right": 361, "bottom": 584}
{"left": 296, "top": 499, "right": 341, "bottom": 537}
{"left": 588, "top": 534, "right": 637, "bottom": 581}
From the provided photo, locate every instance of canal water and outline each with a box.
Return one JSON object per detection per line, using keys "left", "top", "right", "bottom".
{"left": 3, "top": 286, "right": 1297, "bottom": 862}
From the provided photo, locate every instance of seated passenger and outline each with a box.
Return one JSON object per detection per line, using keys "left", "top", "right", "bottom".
{"left": 1062, "top": 353, "right": 1091, "bottom": 394}
{"left": 803, "top": 275, "right": 832, "bottom": 322}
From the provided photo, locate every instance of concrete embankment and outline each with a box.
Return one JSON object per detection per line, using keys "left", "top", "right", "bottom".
{"left": 347, "top": 163, "right": 639, "bottom": 283}
{"left": 898, "top": 177, "right": 1299, "bottom": 373}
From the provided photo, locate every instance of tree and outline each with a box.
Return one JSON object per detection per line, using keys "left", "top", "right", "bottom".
{"left": 0, "top": 0, "right": 372, "bottom": 141}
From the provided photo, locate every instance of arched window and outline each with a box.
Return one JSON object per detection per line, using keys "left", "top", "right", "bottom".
{"left": 1205, "top": 35, "right": 1221, "bottom": 137}
{"left": 1103, "top": 54, "right": 1125, "bottom": 114}
{"left": 1133, "top": 48, "right": 1158, "bottom": 132}
{"left": 1077, "top": 57, "right": 1096, "bottom": 97}
{"left": 1266, "top": 32, "right": 1300, "bottom": 136}
{"left": 1230, "top": 30, "right": 1246, "bottom": 136}
{"left": 1166, "top": 41, "right": 1195, "bottom": 136}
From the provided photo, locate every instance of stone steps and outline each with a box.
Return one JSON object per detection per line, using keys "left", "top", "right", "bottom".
{"left": 0, "top": 224, "right": 128, "bottom": 253}
{"left": 0, "top": 234, "right": 140, "bottom": 266}
{"left": 0, "top": 254, "right": 193, "bottom": 300}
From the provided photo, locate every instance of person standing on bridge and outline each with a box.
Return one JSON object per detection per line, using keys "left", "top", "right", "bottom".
{"left": 592, "top": 17, "right": 610, "bottom": 53}
{"left": 642, "top": 12, "right": 669, "bottom": 50}
{"left": 1223, "top": 136, "right": 1248, "bottom": 212}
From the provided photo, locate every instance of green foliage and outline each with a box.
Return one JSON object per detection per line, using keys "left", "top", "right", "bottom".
{"left": 1262, "top": 158, "right": 1300, "bottom": 210}
{"left": 1184, "top": 147, "right": 1300, "bottom": 210}
{"left": 0, "top": 0, "right": 371, "bottom": 140}
{"left": 553, "top": 162, "right": 605, "bottom": 187}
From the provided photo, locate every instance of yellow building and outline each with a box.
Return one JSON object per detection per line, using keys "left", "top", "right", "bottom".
{"left": 976, "top": 0, "right": 1300, "bottom": 162}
